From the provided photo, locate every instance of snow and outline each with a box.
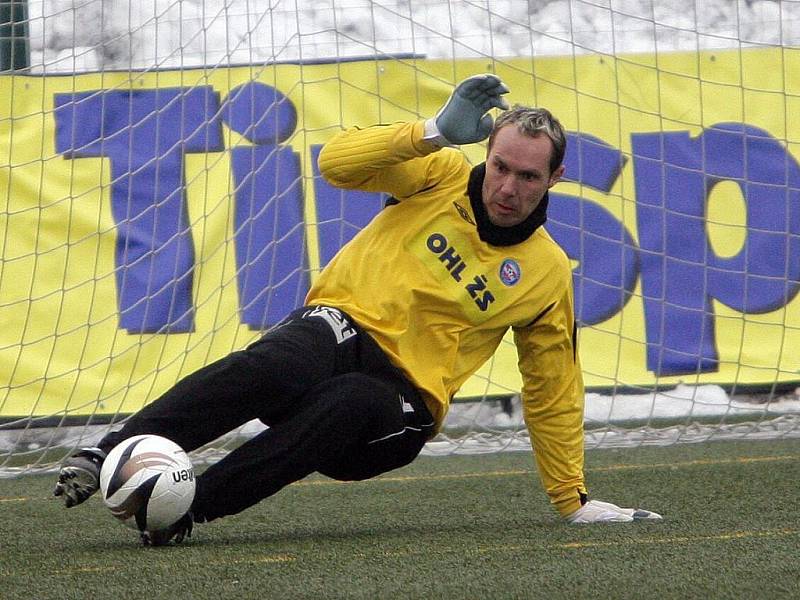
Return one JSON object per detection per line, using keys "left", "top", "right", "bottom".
{"left": 428, "top": 384, "right": 800, "bottom": 453}
{"left": 444, "top": 384, "right": 800, "bottom": 429}
{"left": 3, "top": 383, "right": 798, "bottom": 468}
{"left": 25, "top": 0, "right": 800, "bottom": 73}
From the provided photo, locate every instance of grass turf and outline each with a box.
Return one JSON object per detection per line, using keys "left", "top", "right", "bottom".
{"left": 2, "top": 438, "right": 798, "bottom": 599}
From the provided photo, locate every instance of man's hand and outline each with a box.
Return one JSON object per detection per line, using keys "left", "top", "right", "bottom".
{"left": 566, "top": 499, "right": 662, "bottom": 524}
{"left": 426, "top": 74, "right": 510, "bottom": 146}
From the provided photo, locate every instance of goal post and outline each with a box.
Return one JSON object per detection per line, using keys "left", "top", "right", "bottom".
{"left": 3, "top": 1, "right": 800, "bottom": 475}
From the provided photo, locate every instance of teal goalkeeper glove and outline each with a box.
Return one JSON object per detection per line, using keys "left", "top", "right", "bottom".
{"left": 424, "top": 74, "right": 510, "bottom": 146}
{"left": 566, "top": 500, "right": 663, "bottom": 524}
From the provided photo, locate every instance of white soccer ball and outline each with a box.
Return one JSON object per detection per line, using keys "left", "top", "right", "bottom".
{"left": 99, "top": 434, "right": 196, "bottom": 532}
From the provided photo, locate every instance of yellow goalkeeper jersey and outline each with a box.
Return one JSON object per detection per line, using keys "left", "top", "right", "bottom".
{"left": 309, "top": 121, "right": 586, "bottom": 516}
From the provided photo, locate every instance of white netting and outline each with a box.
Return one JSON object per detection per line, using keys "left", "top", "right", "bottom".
{"left": 25, "top": 1, "right": 800, "bottom": 72}
{"left": 2, "top": 1, "right": 800, "bottom": 475}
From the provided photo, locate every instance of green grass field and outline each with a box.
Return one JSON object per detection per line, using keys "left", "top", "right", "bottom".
{"left": 2, "top": 438, "right": 798, "bottom": 600}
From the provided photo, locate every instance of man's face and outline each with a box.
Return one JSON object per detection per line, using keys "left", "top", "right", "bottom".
{"left": 481, "top": 125, "right": 564, "bottom": 228}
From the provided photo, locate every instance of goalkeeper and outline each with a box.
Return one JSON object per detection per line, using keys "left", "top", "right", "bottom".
{"left": 55, "top": 74, "right": 661, "bottom": 544}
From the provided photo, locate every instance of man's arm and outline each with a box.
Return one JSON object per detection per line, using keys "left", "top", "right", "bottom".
{"left": 317, "top": 74, "right": 510, "bottom": 196}
{"left": 514, "top": 284, "right": 587, "bottom": 518}
{"left": 514, "top": 279, "right": 662, "bottom": 523}
{"left": 318, "top": 121, "right": 456, "bottom": 197}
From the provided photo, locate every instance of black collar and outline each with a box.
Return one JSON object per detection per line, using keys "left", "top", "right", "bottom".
{"left": 467, "top": 163, "right": 549, "bottom": 247}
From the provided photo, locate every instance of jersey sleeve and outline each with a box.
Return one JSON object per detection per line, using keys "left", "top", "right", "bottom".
{"left": 317, "top": 121, "right": 468, "bottom": 198}
{"left": 513, "top": 276, "right": 587, "bottom": 517}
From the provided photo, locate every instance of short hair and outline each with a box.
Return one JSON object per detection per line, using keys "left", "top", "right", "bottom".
{"left": 487, "top": 106, "right": 567, "bottom": 175}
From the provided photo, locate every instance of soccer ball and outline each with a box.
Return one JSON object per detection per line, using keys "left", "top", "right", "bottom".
{"left": 99, "top": 434, "right": 196, "bottom": 532}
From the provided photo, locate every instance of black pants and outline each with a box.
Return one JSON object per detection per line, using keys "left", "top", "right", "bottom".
{"left": 98, "top": 306, "right": 435, "bottom": 521}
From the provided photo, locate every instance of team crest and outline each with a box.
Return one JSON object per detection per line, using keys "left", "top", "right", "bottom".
{"left": 499, "top": 259, "right": 521, "bottom": 286}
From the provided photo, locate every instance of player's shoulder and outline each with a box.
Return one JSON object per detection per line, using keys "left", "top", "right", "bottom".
{"left": 427, "top": 147, "right": 472, "bottom": 182}
{"left": 397, "top": 147, "right": 471, "bottom": 202}
{"left": 535, "top": 224, "right": 567, "bottom": 252}
{"left": 529, "top": 226, "right": 573, "bottom": 273}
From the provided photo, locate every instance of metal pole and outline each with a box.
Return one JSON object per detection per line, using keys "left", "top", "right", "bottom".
{"left": 0, "top": 0, "right": 29, "bottom": 72}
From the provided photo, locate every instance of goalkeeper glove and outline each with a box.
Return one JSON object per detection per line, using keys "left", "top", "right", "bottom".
{"left": 566, "top": 499, "right": 663, "bottom": 524}
{"left": 424, "top": 74, "right": 510, "bottom": 146}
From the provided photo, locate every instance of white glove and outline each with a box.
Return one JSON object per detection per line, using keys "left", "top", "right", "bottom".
{"left": 566, "top": 500, "right": 662, "bottom": 524}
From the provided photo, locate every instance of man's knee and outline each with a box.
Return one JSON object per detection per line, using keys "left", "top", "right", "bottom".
{"left": 313, "top": 373, "right": 416, "bottom": 480}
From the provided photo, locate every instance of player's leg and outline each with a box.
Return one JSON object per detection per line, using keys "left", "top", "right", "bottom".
{"left": 97, "top": 307, "right": 350, "bottom": 454}
{"left": 190, "top": 371, "right": 434, "bottom": 522}
{"left": 55, "top": 306, "right": 354, "bottom": 507}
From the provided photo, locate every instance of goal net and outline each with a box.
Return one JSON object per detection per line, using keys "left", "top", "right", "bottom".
{"left": 2, "top": 0, "right": 800, "bottom": 475}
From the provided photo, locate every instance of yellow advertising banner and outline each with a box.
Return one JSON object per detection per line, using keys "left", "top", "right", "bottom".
{"left": 1, "top": 49, "right": 799, "bottom": 419}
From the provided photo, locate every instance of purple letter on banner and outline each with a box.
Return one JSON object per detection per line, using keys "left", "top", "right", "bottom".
{"left": 223, "top": 82, "right": 309, "bottom": 329}
{"left": 54, "top": 87, "right": 223, "bottom": 333}
{"left": 632, "top": 123, "right": 800, "bottom": 375}
{"left": 548, "top": 132, "right": 639, "bottom": 326}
